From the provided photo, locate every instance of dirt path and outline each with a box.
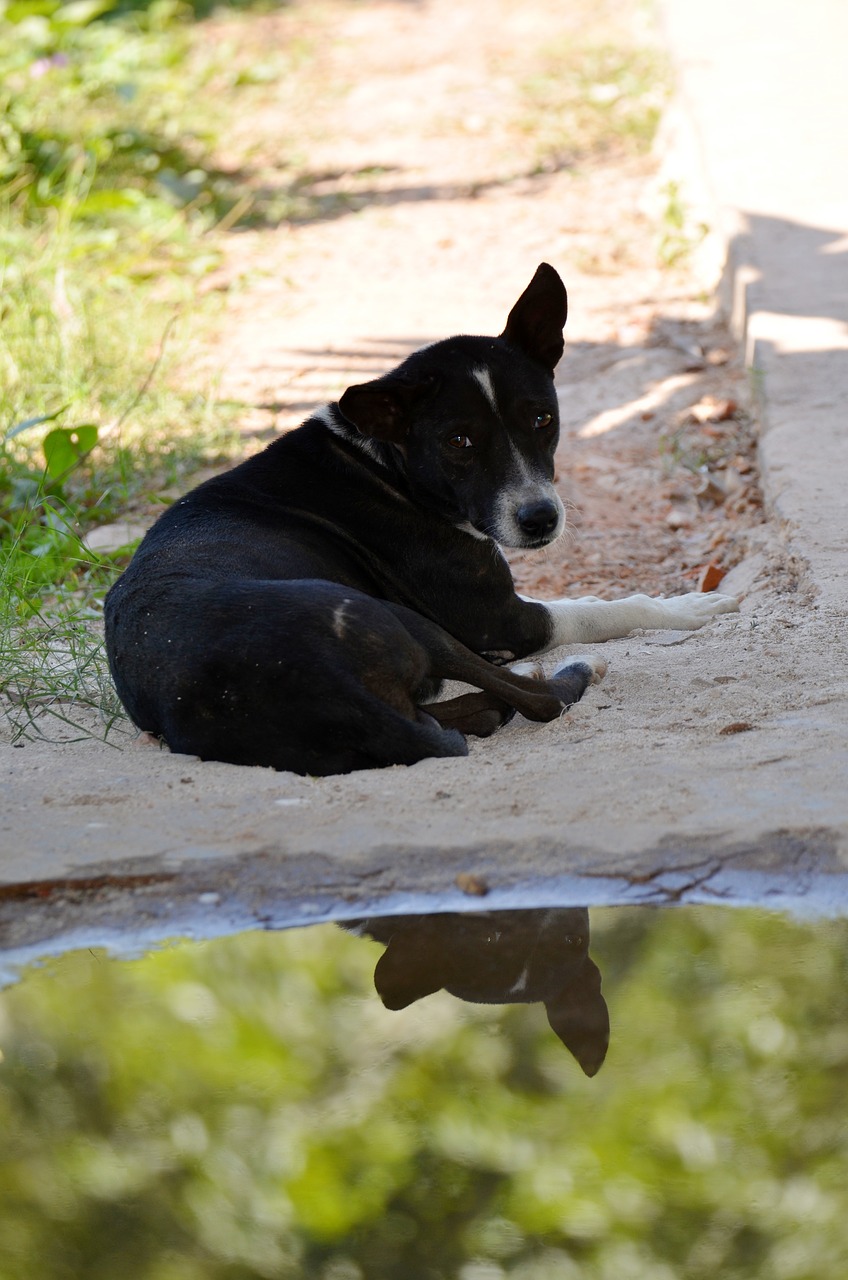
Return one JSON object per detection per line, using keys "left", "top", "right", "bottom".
{"left": 200, "top": 0, "right": 763, "bottom": 601}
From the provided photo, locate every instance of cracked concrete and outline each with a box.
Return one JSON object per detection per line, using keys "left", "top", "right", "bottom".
{"left": 2, "top": 0, "right": 847, "bottom": 964}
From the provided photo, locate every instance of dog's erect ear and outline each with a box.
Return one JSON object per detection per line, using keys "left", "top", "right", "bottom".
{"left": 501, "top": 262, "right": 568, "bottom": 373}
{"left": 544, "top": 957, "right": 610, "bottom": 1077}
{"left": 338, "top": 372, "right": 437, "bottom": 442}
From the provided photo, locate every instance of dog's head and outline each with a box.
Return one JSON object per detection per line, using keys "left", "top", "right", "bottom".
{"left": 345, "top": 907, "right": 609, "bottom": 1077}
{"left": 337, "top": 263, "right": 568, "bottom": 549}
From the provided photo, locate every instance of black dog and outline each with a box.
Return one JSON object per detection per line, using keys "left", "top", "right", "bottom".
{"left": 344, "top": 908, "right": 610, "bottom": 1077}
{"left": 105, "top": 263, "right": 736, "bottom": 775}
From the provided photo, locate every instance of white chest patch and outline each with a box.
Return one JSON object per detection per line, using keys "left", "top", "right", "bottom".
{"left": 455, "top": 519, "right": 490, "bottom": 542}
{"left": 509, "top": 963, "right": 530, "bottom": 995}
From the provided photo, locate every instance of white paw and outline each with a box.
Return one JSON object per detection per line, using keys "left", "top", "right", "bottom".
{"left": 559, "top": 655, "right": 608, "bottom": 684}
{"left": 655, "top": 591, "right": 739, "bottom": 631}
{"left": 510, "top": 660, "right": 545, "bottom": 681}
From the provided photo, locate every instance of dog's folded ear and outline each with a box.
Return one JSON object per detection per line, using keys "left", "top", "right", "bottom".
{"left": 501, "top": 262, "right": 568, "bottom": 374}
{"left": 339, "top": 372, "right": 438, "bottom": 442}
{"left": 373, "top": 940, "right": 444, "bottom": 1010}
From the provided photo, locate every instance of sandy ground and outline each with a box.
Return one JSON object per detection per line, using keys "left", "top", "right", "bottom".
{"left": 5, "top": 0, "right": 845, "bottom": 966}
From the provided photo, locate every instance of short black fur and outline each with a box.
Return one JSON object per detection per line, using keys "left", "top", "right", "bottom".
{"left": 344, "top": 908, "right": 610, "bottom": 1077}
{"left": 105, "top": 263, "right": 591, "bottom": 775}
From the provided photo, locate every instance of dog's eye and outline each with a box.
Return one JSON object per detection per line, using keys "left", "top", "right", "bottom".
{"left": 447, "top": 434, "right": 473, "bottom": 449}
{"left": 534, "top": 413, "right": 553, "bottom": 429}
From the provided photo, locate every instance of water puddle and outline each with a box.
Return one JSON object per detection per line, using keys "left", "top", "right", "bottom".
{"left": 2, "top": 902, "right": 848, "bottom": 1277}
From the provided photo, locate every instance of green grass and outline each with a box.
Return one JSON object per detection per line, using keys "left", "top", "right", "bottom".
{"left": 0, "top": 582, "right": 126, "bottom": 745}
{"left": 0, "top": 0, "right": 260, "bottom": 740}
{"left": 520, "top": 40, "right": 667, "bottom": 172}
{"left": 656, "top": 178, "right": 709, "bottom": 268}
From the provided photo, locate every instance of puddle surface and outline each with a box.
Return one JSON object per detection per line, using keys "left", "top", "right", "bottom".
{"left": 2, "top": 905, "right": 848, "bottom": 1279}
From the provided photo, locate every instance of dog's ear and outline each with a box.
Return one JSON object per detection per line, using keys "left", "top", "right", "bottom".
{"left": 544, "top": 957, "right": 610, "bottom": 1077}
{"left": 501, "top": 262, "right": 568, "bottom": 373}
{"left": 338, "top": 373, "right": 437, "bottom": 442}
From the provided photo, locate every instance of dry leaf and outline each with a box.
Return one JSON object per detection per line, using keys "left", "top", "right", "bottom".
{"left": 456, "top": 872, "right": 489, "bottom": 896}
{"left": 699, "top": 562, "right": 726, "bottom": 592}
{"left": 695, "top": 473, "right": 727, "bottom": 506}
{"left": 665, "top": 506, "right": 693, "bottom": 530}
{"left": 688, "top": 396, "right": 739, "bottom": 424}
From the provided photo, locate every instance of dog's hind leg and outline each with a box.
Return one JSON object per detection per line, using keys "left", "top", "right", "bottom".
{"left": 422, "top": 691, "right": 516, "bottom": 738}
{"left": 421, "top": 660, "right": 552, "bottom": 737}
{"left": 387, "top": 603, "right": 605, "bottom": 725}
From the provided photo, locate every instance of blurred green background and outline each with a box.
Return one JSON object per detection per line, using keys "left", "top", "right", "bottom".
{"left": 1, "top": 906, "right": 847, "bottom": 1280}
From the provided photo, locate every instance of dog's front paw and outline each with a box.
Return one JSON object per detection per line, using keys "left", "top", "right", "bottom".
{"left": 657, "top": 591, "right": 739, "bottom": 631}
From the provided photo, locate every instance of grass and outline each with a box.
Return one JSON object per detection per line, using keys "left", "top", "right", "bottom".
{"left": 0, "top": 0, "right": 261, "bottom": 740}
{"left": 519, "top": 39, "right": 667, "bottom": 172}
{"left": 0, "top": 583, "right": 126, "bottom": 745}
{"left": 656, "top": 179, "right": 709, "bottom": 268}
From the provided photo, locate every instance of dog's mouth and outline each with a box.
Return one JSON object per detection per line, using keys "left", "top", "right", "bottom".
{"left": 519, "top": 533, "right": 561, "bottom": 550}
{"left": 468, "top": 524, "right": 565, "bottom": 551}
{"left": 504, "top": 528, "right": 564, "bottom": 551}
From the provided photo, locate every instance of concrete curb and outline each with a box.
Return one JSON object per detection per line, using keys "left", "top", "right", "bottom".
{"left": 660, "top": 0, "right": 848, "bottom": 615}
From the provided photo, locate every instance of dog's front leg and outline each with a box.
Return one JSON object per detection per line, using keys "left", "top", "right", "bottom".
{"left": 519, "top": 590, "right": 740, "bottom": 654}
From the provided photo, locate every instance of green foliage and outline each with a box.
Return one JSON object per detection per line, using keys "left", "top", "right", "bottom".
{"left": 0, "top": 0, "right": 246, "bottom": 569}
{"left": 1, "top": 908, "right": 847, "bottom": 1278}
{"left": 657, "top": 180, "right": 709, "bottom": 269}
{"left": 0, "top": 0, "right": 250, "bottom": 730}
{"left": 3, "top": 0, "right": 195, "bottom": 231}
{"left": 0, "top": 590, "right": 125, "bottom": 742}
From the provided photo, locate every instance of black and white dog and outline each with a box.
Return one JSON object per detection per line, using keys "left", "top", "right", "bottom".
{"left": 105, "top": 264, "right": 737, "bottom": 775}
{"left": 345, "top": 908, "right": 610, "bottom": 1077}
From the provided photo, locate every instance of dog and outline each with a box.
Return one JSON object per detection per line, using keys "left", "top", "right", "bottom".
{"left": 105, "top": 263, "right": 738, "bottom": 775}
{"left": 344, "top": 907, "right": 610, "bottom": 1077}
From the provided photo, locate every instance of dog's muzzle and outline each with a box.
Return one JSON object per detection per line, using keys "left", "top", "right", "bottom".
{"left": 490, "top": 483, "right": 565, "bottom": 547}
{"left": 516, "top": 497, "right": 561, "bottom": 541}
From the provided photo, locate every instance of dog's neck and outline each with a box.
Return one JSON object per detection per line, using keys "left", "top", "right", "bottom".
{"left": 313, "top": 402, "right": 395, "bottom": 471}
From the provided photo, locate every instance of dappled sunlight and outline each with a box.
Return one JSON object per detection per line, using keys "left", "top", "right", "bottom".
{"left": 750, "top": 312, "right": 848, "bottom": 356}
{"left": 574, "top": 370, "right": 699, "bottom": 439}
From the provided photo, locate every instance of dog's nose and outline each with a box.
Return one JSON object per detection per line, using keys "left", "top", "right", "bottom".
{"left": 516, "top": 498, "right": 560, "bottom": 539}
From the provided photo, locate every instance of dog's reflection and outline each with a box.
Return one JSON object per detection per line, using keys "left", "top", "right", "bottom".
{"left": 345, "top": 908, "right": 609, "bottom": 1077}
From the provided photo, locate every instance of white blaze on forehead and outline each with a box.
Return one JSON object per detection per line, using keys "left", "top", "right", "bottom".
{"left": 472, "top": 365, "right": 498, "bottom": 414}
